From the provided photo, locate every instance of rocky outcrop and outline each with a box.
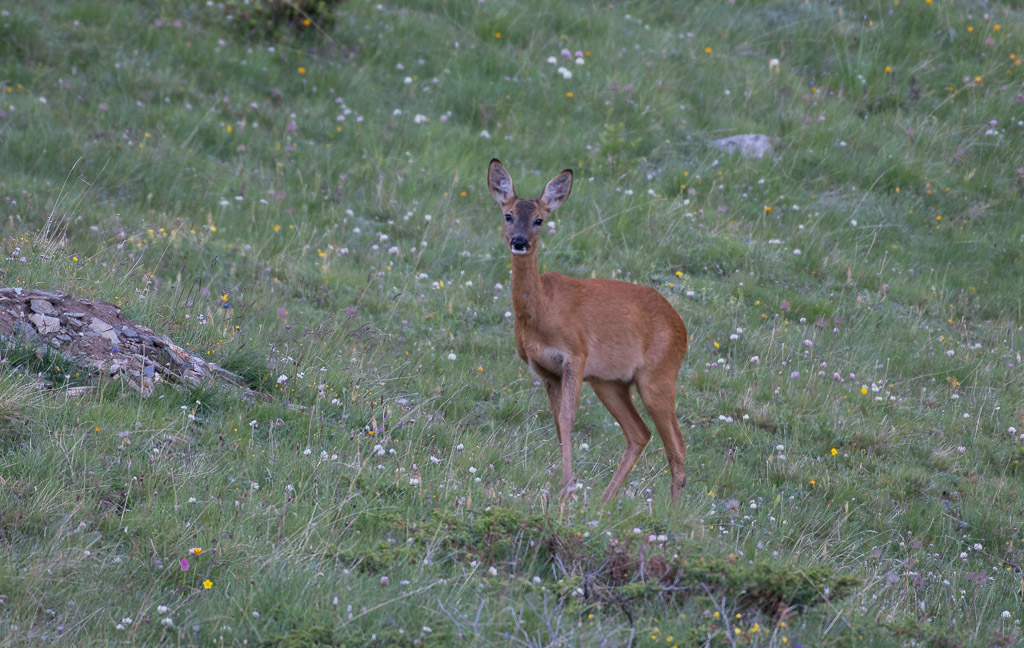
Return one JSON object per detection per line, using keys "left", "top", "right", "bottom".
{"left": 707, "top": 134, "right": 778, "bottom": 159}
{"left": 0, "top": 287, "right": 254, "bottom": 397}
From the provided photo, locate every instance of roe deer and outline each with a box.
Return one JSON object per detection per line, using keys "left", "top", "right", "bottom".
{"left": 487, "top": 159, "right": 689, "bottom": 503}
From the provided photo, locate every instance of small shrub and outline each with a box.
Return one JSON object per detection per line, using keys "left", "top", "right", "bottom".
{"left": 221, "top": 0, "right": 344, "bottom": 38}
{"left": 0, "top": 338, "right": 94, "bottom": 391}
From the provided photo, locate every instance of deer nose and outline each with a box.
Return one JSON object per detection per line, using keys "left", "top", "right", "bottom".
{"left": 509, "top": 236, "right": 529, "bottom": 252}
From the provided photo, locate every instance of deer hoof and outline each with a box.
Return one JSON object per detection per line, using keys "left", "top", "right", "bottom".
{"left": 560, "top": 481, "right": 580, "bottom": 500}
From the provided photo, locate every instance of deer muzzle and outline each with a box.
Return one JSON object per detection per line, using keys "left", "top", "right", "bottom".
{"left": 509, "top": 236, "right": 530, "bottom": 254}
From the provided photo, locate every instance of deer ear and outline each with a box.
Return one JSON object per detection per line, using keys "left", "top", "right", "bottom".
{"left": 540, "top": 169, "right": 573, "bottom": 211}
{"left": 487, "top": 159, "right": 515, "bottom": 204}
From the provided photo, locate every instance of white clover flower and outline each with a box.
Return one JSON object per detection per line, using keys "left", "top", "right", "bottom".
{"left": 468, "top": 466, "right": 477, "bottom": 474}
{"left": 557, "top": 66, "right": 572, "bottom": 79}
{"left": 447, "top": 352, "right": 457, "bottom": 361}
{"left": 488, "top": 566, "right": 498, "bottom": 576}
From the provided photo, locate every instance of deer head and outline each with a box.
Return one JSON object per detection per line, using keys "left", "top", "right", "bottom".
{"left": 487, "top": 159, "right": 573, "bottom": 256}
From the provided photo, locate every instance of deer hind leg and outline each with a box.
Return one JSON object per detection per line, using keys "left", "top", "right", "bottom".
{"left": 590, "top": 380, "right": 652, "bottom": 503}
{"left": 636, "top": 373, "right": 686, "bottom": 503}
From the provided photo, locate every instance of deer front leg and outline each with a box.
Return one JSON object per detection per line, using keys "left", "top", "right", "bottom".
{"left": 543, "top": 378, "right": 563, "bottom": 437}
{"left": 555, "top": 358, "right": 585, "bottom": 499}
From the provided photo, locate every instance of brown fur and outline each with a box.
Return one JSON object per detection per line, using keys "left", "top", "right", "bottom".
{"left": 487, "top": 159, "right": 689, "bottom": 503}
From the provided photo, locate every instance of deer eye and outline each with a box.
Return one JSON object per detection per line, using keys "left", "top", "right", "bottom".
{"left": 534, "top": 218, "right": 543, "bottom": 227}
{"left": 504, "top": 213, "right": 513, "bottom": 223}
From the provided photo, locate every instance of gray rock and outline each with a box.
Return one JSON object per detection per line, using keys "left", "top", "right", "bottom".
{"left": 708, "top": 134, "right": 778, "bottom": 159}
{"left": 28, "top": 312, "right": 62, "bottom": 334}
{"left": 30, "top": 299, "right": 57, "bottom": 316}
{"left": 12, "top": 321, "right": 39, "bottom": 341}
{"left": 89, "top": 318, "right": 120, "bottom": 346}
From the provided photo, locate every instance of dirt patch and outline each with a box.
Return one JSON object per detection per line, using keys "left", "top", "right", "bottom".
{"left": 0, "top": 287, "right": 255, "bottom": 398}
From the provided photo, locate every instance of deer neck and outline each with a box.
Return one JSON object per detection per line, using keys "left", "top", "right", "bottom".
{"left": 510, "top": 252, "right": 545, "bottom": 326}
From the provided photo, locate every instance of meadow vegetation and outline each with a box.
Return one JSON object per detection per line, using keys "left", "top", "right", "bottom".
{"left": 2, "top": 0, "right": 1024, "bottom": 645}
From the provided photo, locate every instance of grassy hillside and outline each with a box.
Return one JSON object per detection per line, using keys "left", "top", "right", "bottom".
{"left": 2, "top": 0, "right": 1024, "bottom": 645}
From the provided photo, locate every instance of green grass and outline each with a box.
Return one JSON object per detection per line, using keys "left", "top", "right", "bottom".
{"left": 2, "top": 0, "right": 1024, "bottom": 645}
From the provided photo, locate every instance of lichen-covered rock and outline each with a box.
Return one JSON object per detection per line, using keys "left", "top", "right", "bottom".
{"left": 0, "top": 287, "right": 256, "bottom": 398}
